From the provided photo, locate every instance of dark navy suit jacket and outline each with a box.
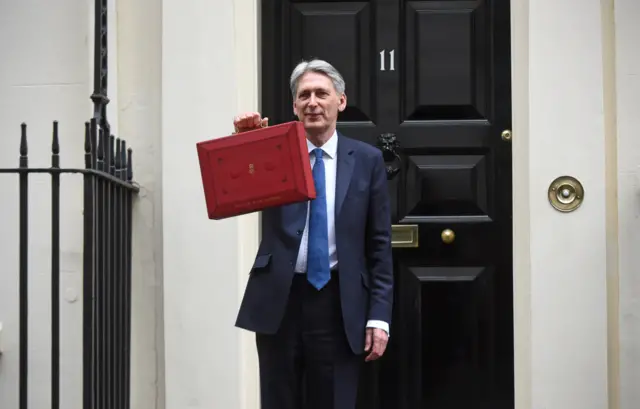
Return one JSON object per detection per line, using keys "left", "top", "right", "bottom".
{"left": 235, "top": 133, "right": 394, "bottom": 354}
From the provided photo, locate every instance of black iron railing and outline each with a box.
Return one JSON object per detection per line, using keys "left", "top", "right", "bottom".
{"left": 1, "top": 0, "right": 138, "bottom": 407}
{"left": 0, "top": 120, "right": 138, "bottom": 409}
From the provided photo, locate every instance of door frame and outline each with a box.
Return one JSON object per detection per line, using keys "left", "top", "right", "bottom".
{"left": 510, "top": 0, "right": 614, "bottom": 408}
{"left": 228, "top": 0, "right": 616, "bottom": 407}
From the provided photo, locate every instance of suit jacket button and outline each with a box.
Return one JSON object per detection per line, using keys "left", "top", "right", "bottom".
{"left": 296, "top": 230, "right": 302, "bottom": 235}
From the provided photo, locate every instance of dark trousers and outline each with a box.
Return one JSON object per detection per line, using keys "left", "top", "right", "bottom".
{"left": 256, "top": 271, "right": 361, "bottom": 409}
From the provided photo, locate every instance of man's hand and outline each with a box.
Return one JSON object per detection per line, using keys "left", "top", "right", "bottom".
{"left": 364, "top": 327, "right": 388, "bottom": 362}
{"left": 233, "top": 112, "right": 269, "bottom": 133}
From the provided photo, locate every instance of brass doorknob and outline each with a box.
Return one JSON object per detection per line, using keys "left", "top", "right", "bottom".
{"left": 441, "top": 229, "right": 455, "bottom": 244}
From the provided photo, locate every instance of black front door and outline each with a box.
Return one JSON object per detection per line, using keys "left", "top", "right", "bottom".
{"left": 261, "top": 0, "right": 513, "bottom": 407}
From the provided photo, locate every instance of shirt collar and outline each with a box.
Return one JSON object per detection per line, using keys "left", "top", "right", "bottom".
{"left": 307, "top": 130, "right": 338, "bottom": 159}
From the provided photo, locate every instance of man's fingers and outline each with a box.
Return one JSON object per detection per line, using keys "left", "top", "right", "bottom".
{"left": 373, "top": 336, "right": 383, "bottom": 356}
{"left": 364, "top": 330, "right": 388, "bottom": 362}
{"left": 365, "top": 346, "right": 380, "bottom": 362}
{"left": 364, "top": 329, "right": 372, "bottom": 352}
{"left": 251, "top": 112, "right": 262, "bottom": 127}
{"left": 241, "top": 114, "right": 255, "bottom": 129}
{"left": 233, "top": 113, "right": 267, "bottom": 133}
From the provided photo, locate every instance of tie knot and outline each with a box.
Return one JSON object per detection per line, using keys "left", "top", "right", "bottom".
{"left": 313, "top": 148, "right": 323, "bottom": 160}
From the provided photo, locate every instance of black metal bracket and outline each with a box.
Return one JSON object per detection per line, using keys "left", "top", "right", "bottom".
{"left": 376, "top": 133, "right": 402, "bottom": 180}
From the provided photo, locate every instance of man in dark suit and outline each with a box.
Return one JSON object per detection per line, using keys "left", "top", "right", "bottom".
{"left": 233, "top": 59, "right": 394, "bottom": 409}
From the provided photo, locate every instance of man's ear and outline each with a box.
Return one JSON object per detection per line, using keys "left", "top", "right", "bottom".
{"left": 338, "top": 93, "right": 347, "bottom": 112}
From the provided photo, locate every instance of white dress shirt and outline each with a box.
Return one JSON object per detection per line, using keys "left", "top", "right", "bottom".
{"left": 294, "top": 131, "right": 389, "bottom": 335}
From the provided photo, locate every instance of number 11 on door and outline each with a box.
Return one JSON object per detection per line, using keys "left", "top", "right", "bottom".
{"left": 380, "top": 49, "right": 395, "bottom": 71}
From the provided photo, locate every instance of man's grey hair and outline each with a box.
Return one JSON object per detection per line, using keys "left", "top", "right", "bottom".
{"left": 289, "top": 59, "right": 346, "bottom": 99}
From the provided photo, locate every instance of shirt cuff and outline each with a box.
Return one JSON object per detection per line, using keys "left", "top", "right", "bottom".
{"left": 366, "top": 320, "right": 390, "bottom": 336}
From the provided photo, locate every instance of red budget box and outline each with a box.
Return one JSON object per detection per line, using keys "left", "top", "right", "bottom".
{"left": 196, "top": 121, "right": 316, "bottom": 220}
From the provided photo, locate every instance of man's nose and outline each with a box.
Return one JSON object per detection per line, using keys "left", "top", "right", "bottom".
{"left": 308, "top": 94, "right": 318, "bottom": 106}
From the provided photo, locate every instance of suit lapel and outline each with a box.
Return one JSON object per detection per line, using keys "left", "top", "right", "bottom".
{"left": 335, "top": 134, "right": 355, "bottom": 218}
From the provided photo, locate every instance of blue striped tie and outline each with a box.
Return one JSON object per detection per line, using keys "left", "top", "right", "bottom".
{"left": 307, "top": 148, "right": 330, "bottom": 290}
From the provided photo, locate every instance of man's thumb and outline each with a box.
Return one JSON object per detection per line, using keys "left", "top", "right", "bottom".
{"left": 364, "top": 331, "right": 372, "bottom": 351}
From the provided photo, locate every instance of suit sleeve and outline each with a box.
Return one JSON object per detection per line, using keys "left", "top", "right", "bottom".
{"left": 365, "top": 151, "right": 394, "bottom": 326}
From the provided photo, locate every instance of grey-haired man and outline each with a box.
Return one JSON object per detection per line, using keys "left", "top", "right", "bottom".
{"left": 234, "top": 59, "right": 394, "bottom": 409}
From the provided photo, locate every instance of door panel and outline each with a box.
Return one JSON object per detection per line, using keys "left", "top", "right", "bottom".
{"left": 405, "top": 154, "right": 491, "bottom": 217}
{"left": 403, "top": 1, "right": 490, "bottom": 121}
{"left": 261, "top": 0, "right": 513, "bottom": 407}
{"left": 290, "top": 2, "right": 375, "bottom": 122}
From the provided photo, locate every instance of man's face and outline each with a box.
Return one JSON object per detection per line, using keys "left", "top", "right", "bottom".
{"left": 293, "top": 71, "right": 347, "bottom": 134}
